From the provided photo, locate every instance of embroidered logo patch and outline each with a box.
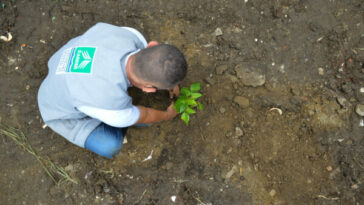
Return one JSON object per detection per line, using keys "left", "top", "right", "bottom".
{"left": 56, "top": 47, "right": 96, "bottom": 74}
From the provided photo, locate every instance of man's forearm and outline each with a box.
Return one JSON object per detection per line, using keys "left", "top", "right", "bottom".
{"left": 135, "top": 106, "right": 172, "bottom": 124}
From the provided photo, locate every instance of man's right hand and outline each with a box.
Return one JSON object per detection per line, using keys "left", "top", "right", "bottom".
{"left": 136, "top": 103, "right": 178, "bottom": 124}
{"left": 165, "top": 102, "right": 178, "bottom": 120}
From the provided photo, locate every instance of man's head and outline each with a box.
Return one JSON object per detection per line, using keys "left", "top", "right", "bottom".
{"left": 128, "top": 44, "right": 187, "bottom": 92}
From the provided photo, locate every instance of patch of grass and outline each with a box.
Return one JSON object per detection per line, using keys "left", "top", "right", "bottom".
{"left": 0, "top": 124, "right": 77, "bottom": 185}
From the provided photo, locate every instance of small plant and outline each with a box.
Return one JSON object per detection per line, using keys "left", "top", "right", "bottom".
{"left": 174, "top": 83, "right": 204, "bottom": 125}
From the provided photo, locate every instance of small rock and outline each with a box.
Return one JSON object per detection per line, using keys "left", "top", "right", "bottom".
{"left": 355, "top": 104, "right": 364, "bottom": 116}
{"left": 219, "top": 107, "right": 226, "bottom": 113}
{"left": 103, "top": 185, "right": 111, "bottom": 193}
{"left": 342, "top": 82, "right": 353, "bottom": 94}
{"left": 61, "top": 5, "right": 72, "bottom": 11}
{"left": 204, "top": 76, "right": 215, "bottom": 85}
{"left": 235, "top": 127, "right": 243, "bottom": 137}
{"left": 226, "top": 74, "right": 238, "bottom": 83}
{"left": 234, "top": 64, "right": 265, "bottom": 87}
{"left": 166, "top": 162, "right": 173, "bottom": 170}
{"left": 214, "top": 28, "right": 223, "bottom": 36}
{"left": 336, "top": 96, "right": 349, "bottom": 108}
{"left": 103, "top": 194, "right": 116, "bottom": 204}
{"left": 65, "top": 164, "right": 74, "bottom": 172}
{"left": 269, "top": 189, "right": 276, "bottom": 197}
{"left": 224, "top": 165, "right": 238, "bottom": 179}
{"left": 232, "top": 27, "right": 242, "bottom": 33}
{"left": 123, "top": 137, "right": 128, "bottom": 144}
{"left": 8, "top": 57, "right": 16, "bottom": 66}
{"left": 249, "top": 152, "right": 255, "bottom": 159}
{"left": 64, "top": 193, "right": 70, "bottom": 198}
{"left": 233, "top": 138, "right": 241, "bottom": 146}
{"left": 279, "top": 64, "right": 285, "bottom": 73}
{"left": 240, "top": 121, "right": 245, "bottom": 127}
{"left": 318, "top": 67, "right": 324, "bottom": 75}
{"left": 216, "top": 65, "right": 228, "bottom": 75}
{"left": 226, "top": 132, "right": 233, "bottom": 137}
{"left": 234, "top": 96, "right": 250, "bottom": 108}
{"left": 49, "top": 186, "right": 60, "bottom": 196}
{"left": 203, "top": 43, "right": 213, "bottom": 48}
{"left": 94, "top": 185, "right": 103, "bottom": 194}
{"left": 117, "top": 193, "right": 124, "bottom": 204}
{"left": 329, "top": 168, "right": 340, "bottom": 179}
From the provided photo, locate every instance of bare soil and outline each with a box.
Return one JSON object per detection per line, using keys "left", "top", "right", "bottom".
{"left": 1, "top": 0, "right": 364, "bottom": 204}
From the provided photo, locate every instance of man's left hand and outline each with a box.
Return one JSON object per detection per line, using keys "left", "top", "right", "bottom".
{"left": 169, "top": 85, "right": 180, "bottom": 98}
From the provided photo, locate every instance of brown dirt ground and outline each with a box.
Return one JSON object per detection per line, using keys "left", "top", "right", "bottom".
{"left": 1, "top": 0, "right": 364, "bottom": 204}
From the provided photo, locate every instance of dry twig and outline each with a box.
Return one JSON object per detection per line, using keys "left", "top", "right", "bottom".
{"left": 134, "top": 189, "right": 147, "bottom": 204}
{"left": 317, "top": 195, "right": 340, "bottom": 200}
{"left": 0, "top": 124, "right": 77, "bottom": 185}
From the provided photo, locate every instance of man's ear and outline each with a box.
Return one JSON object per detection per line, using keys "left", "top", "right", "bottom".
{"left": 142, "top": 86, "right": 157, "bottom": 93}
{"left": 147, "top": 41, "right": 159, "bottom": 48}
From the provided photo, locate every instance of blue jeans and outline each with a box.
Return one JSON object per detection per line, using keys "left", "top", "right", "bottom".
{"left": 85, "top": 123, "right": 127, "bottom": 159}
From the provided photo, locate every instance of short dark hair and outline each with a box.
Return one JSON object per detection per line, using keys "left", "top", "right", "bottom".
{"left": 132, "top": 44, "right": 187, "bottom": 89}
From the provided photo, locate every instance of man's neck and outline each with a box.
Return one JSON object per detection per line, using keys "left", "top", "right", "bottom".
{"left": 126, "top": 54, "right": 135, "bottom": 85}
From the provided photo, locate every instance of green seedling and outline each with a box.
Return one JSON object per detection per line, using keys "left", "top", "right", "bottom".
{"left": 174, "top": 83, "right": 204, "bottom": 125}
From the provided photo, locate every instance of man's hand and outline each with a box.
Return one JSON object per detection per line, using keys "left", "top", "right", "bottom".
{"left": 166, "top": 102, "right": 178, "bottom": 120}
{"left": 169, "top": 85, "right": 180, "bottom": 99}
{"left": 136, "top": 102, "right": 178, "bottom": 124}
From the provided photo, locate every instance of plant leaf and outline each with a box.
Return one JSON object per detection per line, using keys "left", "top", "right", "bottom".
{"left": 190, "top": 83, "right": 200, "bottom": 92}
{"left": 191, "top": 92, "right": 202, "bottom": 99}
{"left": 181, "top": 112, "right": 190, "bottom": 125}
{"left": 187, "top": 99, "right": 198, "bottom": 106}
{"left": 185, "top": 107, "right": 196, "bottom": 114}
{"left": 198, "top": 103, "right": 204, "bottom": 110}
{"left": 180, "top": 87, "right": 191, "bottom": 97}
{"left": 174, "top": 99, "right": 180, "bottom": 110}
{"left": 174, "top": 99, "right": 187, "bottom": 113}
{"left": 178, "top": 95, "right": 188, "bottom": 101}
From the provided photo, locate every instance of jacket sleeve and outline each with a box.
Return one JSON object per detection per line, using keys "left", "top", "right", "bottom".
{"left": 77, "top": 105, "right": 140, "bottom": 128}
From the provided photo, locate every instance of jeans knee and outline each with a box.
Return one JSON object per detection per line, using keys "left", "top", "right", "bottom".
{"left": 85, "top": 125, "right": 124, "bottom": 159}
{"left": 105, "top": 140, "right": 123, "bottom": 158}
